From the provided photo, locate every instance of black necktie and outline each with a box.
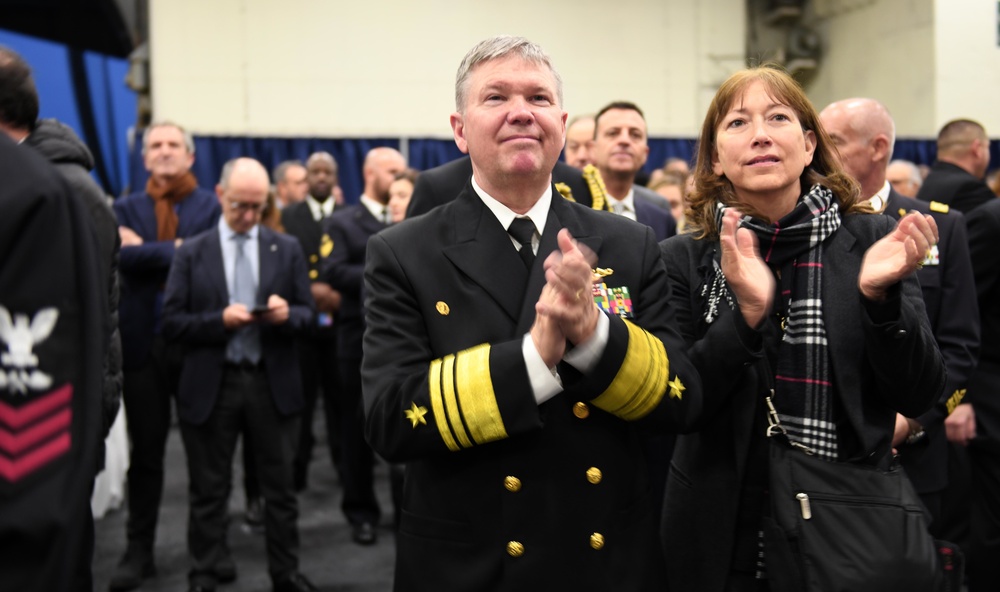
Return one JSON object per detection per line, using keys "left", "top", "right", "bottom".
{"left": 507, "top": 217, "right": 536, "bottom": 269}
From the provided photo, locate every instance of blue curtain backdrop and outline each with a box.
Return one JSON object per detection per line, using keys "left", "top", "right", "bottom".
{"left": 0, "top": 28, "right": 136, "bottom": 197}
{"left": 127, "top": 136, "right": 400, "bottom": 205}
{"left": 141, "top": 136, "right": 990, "bottom": 202}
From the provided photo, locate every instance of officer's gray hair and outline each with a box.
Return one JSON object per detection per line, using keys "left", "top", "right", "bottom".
{"left": 454, "top": 35, "right": 563, "bottom": 113}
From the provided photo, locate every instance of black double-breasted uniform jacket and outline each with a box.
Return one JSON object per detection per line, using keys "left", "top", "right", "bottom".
{"left": 886, "top": 191, "right": 980, "bottom": 493}
{"left": 362, "top": 183, "right": 705, "bottom": 591}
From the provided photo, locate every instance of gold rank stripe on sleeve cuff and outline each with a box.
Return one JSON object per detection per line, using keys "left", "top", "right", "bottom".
{"left": 946, "top": 388, "right": 967, "bottom": 415}
{"left": 591, "top": 320, "right": 669, "bottom": 421}
{"left": 427, "top": 344, "right": 508, "bottom": 452}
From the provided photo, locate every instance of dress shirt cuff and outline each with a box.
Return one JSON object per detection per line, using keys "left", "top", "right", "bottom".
{"left": 522, "top": 333, "right": 563, "bottom": 405}
{"left": 564, "top": 312, "right": 609, "bottom": 373}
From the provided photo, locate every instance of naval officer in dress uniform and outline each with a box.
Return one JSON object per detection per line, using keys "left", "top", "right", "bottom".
{"left": 361, "top": 35, "right": 709, "bottom": 591}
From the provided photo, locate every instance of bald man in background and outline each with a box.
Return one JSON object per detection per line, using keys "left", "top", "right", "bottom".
{"left": 820, "top": 98, "right": 980, "bottom": 538}
{"left": 916, "top": 119, "right": 993, "bottom": 213}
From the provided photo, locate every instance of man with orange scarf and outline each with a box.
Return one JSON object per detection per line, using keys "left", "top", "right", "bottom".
{"left": 110, "top": 122, "right": 221, "bottom": 591}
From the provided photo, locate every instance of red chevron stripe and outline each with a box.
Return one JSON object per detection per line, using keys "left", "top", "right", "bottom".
{"left": 0, "top": 408, "right": 71, "bottom": 455}
{"left": 0, "top": 384, "right": 72, "bottom": 429}
{"left": 0, "top": 431, "right": 71, "bottom": 482}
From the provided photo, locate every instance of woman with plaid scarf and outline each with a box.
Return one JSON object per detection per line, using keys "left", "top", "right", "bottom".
{"left": 659, "top": 65, "right": 946, "bottom": 592}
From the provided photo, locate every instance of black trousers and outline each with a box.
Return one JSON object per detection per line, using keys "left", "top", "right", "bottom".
{"left": 179, "top": 365, "right": 301, "bottom": 587}
{"left": 295, "top": 337, "right": 340, "bottom": 484}
{"left": 121, "top": 336, "right": 179, "bottom": 554}
{"left": 337, "top": 357, "right": 380, "bottom": 525}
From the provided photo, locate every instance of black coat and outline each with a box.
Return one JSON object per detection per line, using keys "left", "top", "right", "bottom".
{"left": 963, "top": 198, "right": 1000, "bottom": 445}
{"left": 25, "top": 118, "right": 123, "bottom": 438}
{"left": 885, "top": 191, "right": 980, "bottom": 493}
{"left": 659, "top": 212, "right": 945, "bottom": 592}
{"left": 321, "top": 204, "right": 386, "bottom": 358}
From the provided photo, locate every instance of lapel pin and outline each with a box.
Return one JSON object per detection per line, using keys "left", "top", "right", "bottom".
{"left": 435, "top": 301, "right": 450, "bottom": 316}
{"left": 271, "top": 244, "right": 278, "bottom": 252}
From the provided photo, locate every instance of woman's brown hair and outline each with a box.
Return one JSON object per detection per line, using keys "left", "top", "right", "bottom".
{"left": 686, "top": 64, "right": 867, "bottom": 239}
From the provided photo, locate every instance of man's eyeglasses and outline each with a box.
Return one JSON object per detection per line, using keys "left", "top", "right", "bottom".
{"left": 229, "top": 200, "right": 266, "bottom": 213}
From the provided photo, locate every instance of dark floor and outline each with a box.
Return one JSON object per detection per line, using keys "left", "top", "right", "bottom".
{"left": 92, "top": 422, "right": 396, "bottom": 592}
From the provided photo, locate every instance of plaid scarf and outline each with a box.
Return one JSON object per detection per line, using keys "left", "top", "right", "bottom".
{"left": 715, "top": 185, "right": 842, "bottom": 459}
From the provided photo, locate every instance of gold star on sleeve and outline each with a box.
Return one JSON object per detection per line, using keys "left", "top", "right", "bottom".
{"left": 404, "top": 402, "right": 429, "bottom": 428}
{"left": 668, "top": 376, "right": 686, "bottom": 400}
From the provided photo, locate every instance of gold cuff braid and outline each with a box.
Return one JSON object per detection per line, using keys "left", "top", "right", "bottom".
{"left": 591, "top": 320, "right": 669, "bottom": 421}
{"left": 428, "top": 343, "right": 508, "bottom": 451}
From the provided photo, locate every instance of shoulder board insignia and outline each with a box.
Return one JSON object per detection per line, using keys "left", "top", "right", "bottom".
{"left": 930, "top": 201, "right": 950, "bottom": 214}
{"left": 554, "top": 182, "right": 574, "bottom": 202}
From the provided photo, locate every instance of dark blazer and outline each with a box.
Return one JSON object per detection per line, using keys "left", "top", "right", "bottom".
{"left": 915, "top": 161, "right": 995, "bottom": 214}
{"left": 964, "top": 198, "right": 1000, "bottom": 444}
{"left": 321, "top": 204, "right": 386, "bottom": 358}
{"left": 161, "top": 225, "right": 315, "bottom": 425}
{"left": 363, "top": 183, "right": 708, "bottom": 591}
{"left": 632, "top": 188, "right": 676, "bottom": 242}
{"left": 406, "top": 155, "right": 593, "bottom": 217}
{"left": 113, "top": 187, "right": 220, "bottom": 369}
{"left": 281, "top": 199, "right": 338, "bottom": 338}
{"left": 659, "top": 213, "right": 945, "bottom": 592}
{"left": 886, "top": 191, "right": 980, "bottom": 493}
{"left": 281, "top": 200, "right": 332, "bottom": 281}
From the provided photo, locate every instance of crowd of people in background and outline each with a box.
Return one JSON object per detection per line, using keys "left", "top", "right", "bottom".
{"left": 2, "top": 32, "right": 1000, "bottom": 592}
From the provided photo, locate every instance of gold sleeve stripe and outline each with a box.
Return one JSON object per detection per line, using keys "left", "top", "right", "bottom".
{"left": 455, "top": 343, "right": 508, "bottom": 444}
{"left": 946, "top": 388, "right": 967, "bottom": 415}
{"left": 591, "top": 320, "right": 669, "bottom": 421}
{"left": 442, "top": 354, "right": 474, "bottom": 449}
{"left": 427, "top": 344, "right": 509, "bottom": 451}
{"left": 428, "top": 358, "right": 460, "bottom": 452}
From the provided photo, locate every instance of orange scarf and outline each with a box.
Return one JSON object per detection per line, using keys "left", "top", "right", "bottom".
{"left": 147, "top": 172, "right": 198, "bottom": 241}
